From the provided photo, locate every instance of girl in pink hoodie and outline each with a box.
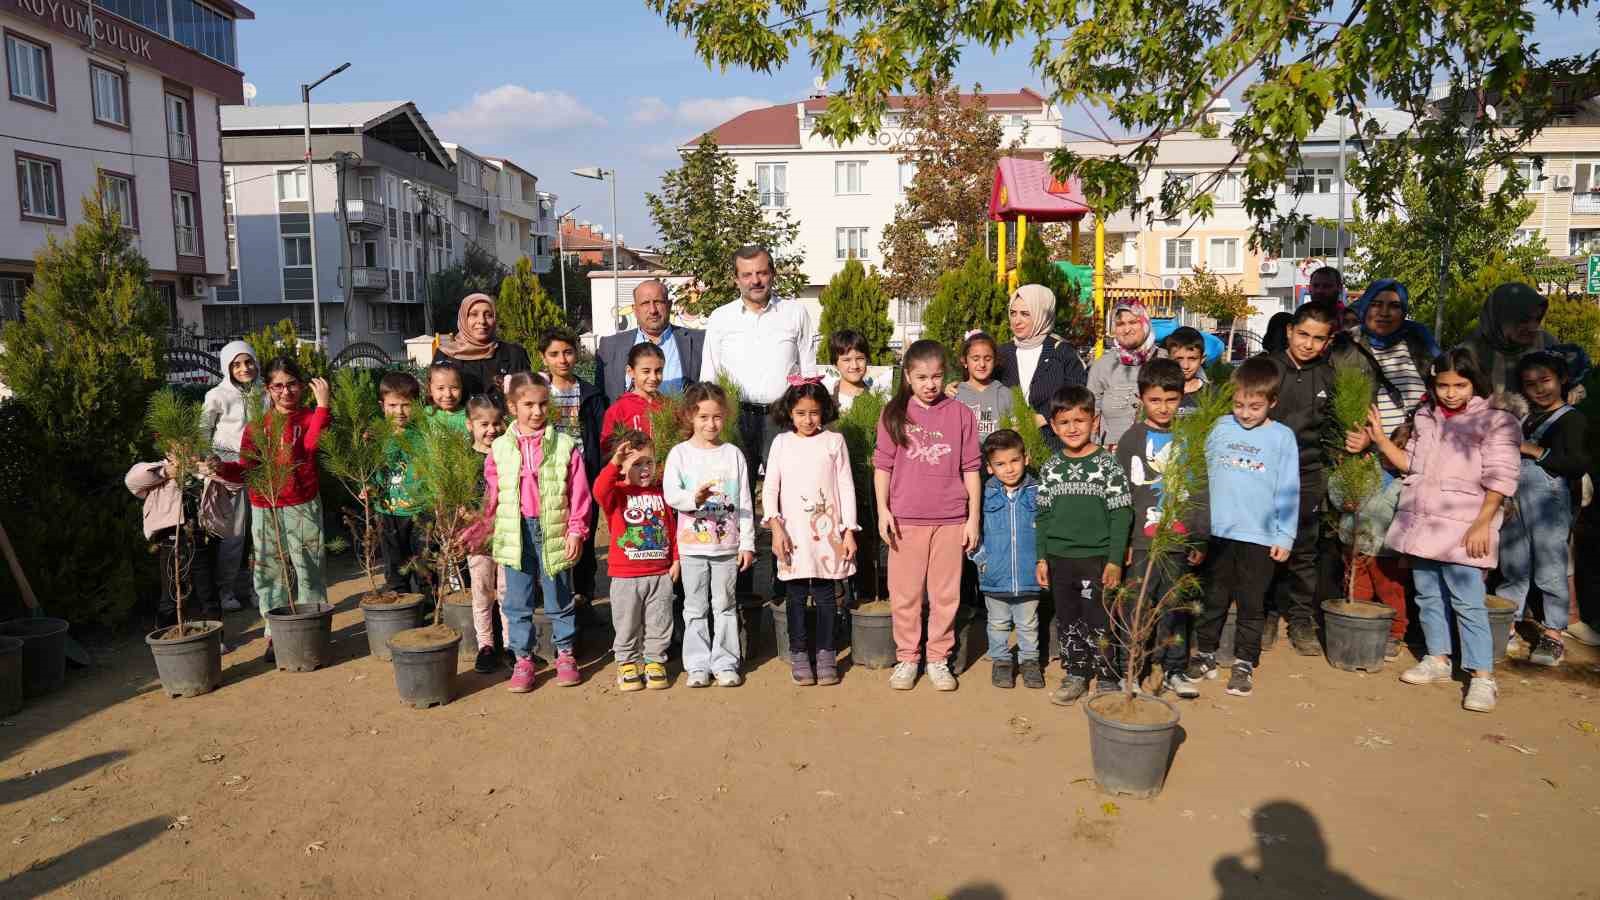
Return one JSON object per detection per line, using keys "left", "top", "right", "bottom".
{"left": 1368, "top": 348, "right": 1520, "bottom": 714}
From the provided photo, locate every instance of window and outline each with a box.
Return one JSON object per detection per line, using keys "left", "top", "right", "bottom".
{"left": 280, "top": 235, "right": 310, "bottom": 266}
{"left": 835, "top": 160, "right": 866, "bottom": 195}
{"left": 221, "top": 169, "right": 239, "bottom": 293}
{"left": 370, "top": 304, "right": 399, "bottom": 334}
{"left": 1289, "top": 167, "right": 1336, "bottom": 194}
{"left": 166, "top": 94, "right": 192, "bottom": 161}
{"left": 1278, "top": 224, "right": 1346, "bottom": 259}
{"left": 172, "top": 192, "right": 198, "bottom": 255}
{"left": 90, "top": 65, "right": 127, "bottom": 127}
{"left": 1508, "top": 159, "right": 1544, "bottom": 193}
{"left": 0, "top": 277, "right": 25, "bottom": 322}
{"left": 276, "top": 168, "right": 306, "bottom": 202}
{"left": 899, "top": 298, "right": 926, "bottom": 325}
{"left": 1213, "top": 172, "right": 1241, "bottom": 205}
{"left": 360, "top": 240, "right": 378, "bottom": 267}
{"left": 385, "top": 175, "right": 398, "bottom": 231}
{"left": 99, "top": 172, "right": 136, "bottom": 229}
{"left": 5, "top": 32, "right": 51, "bottom": 107}
{"left": 1162, "top": 238, "right": 1195, "bottom": 272}
{"left": 1207, "top": 237, "right": 1240, "bottom": 272}
{"left": 359, "top": 176, "right": 377, "bottom": 203}
{"left": 1571, "top": 229, "right": 1600, "bottom": 256}
{"left": 172, "top": 0, "right": 238, "bottom": 66}
{"left": 756, "top": 163, "right": 786, "bottom": 208}
{"left": 898, "top": 160, "right": 917, "bottom": 193}
{"left": 457, "top": 208, "right": 471, "bottom": 237}
{"left": 203, "top": 305, "right": 249, "bottom": 336}
{"left": 16, "top": 153, "right": 62, "bottom": 221}
{"left": 388, "top": 237, "right": 400, "bottom": 296}
{"left": 1512, "top": 228, "right": 1541, "bottom": 247}
{"left": 836, "top": 226, "right": 869, "bottom": 260}
{"left": 95, "top": 1, "right": 172, "bottom": 41}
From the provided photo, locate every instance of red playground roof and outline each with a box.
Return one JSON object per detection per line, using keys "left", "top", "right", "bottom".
{"left": 988, "top": 156, "right": 1090, "bottom": 222}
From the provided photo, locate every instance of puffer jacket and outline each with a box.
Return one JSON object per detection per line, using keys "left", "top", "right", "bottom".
{"left": 125, "top": 461, "right": 237, "bottom": 540}
{"left": 972, "top": 473, "right": 1041, "bottom": 597}
{"left": 1384, "top": 396, "right": 1521, "bottom": 569}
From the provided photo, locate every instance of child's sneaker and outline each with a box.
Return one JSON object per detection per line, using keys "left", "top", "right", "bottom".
{"left": 555, "top": 650, "right": 581, "bottom": 686}
{"left": 1163, "top": 670, "right": 1200, "bottom": 699}
{"left": 714, "top": 669, "right": 743, "bottom": 688}
{"left": 1400, "top": 655, "right": 1452, "bottom": 685}
{"left": 474, "top": 646, "right": 498, "bottom": 674}
{"left": 1225, "top": 662, "right": 1253, "bottom": 697}
{"left": 1463, "top": 675, "right": 1497, "bottom": 713}
{"left": 991, "top": 659, "right": 1015, "bottom": 689}
{"left": 925, "top": 660, "right": 958, "bottom": 691}
{"left": 644, "top": 661, "right": 669, "bottom": 690}
{"left": 221, "top": 596, "right": 243, "bottom": 613}
{"left": 1530, "top": 634, "right": 1565, "bottom": 667}
{"left": 1050, "top": 675, "right": 1089, "bottom": 706}
{"left": 1020, "top": 659, "right": 1045, "bottom": 689}
{"left": 1182, "top": 652, "right": 1218, "bottom": 684}
{"left": 889, "top": 660, "right": 918, "bottom": 690}
{"left": 686, "top": 670, "right": 712, "bottom": 688}
{"left": 616, "top": 662, "right": 644, "bottom": 692}
{"left": 815, "top": 650, "right": 839, "bottom": 686}
{"left": 508, "top": 657, "right": 536, "bottom": 693}
{"left": 790, "top": 652, "right": 816, "bottom": 686}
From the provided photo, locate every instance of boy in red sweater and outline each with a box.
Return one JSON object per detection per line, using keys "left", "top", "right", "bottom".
{"left": 593, "top": 429, "right": 679, "bottom": 691}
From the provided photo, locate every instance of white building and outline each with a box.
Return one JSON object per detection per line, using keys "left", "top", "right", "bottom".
{"left": 2, "top": 0, "right": 252, "bottom": 324}
{"left": 692, "top": 88, "right": 1060, "bottom": 344}
{"left": 482, "top": 157, "right": 556, "bottom": 275}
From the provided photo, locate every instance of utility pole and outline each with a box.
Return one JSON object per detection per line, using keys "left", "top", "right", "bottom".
{"left": 300, "top": 62, "right": 350, "bottom": 350}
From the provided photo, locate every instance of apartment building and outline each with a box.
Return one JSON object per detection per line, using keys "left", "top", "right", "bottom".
{"left": 2, "top": 0, "right": 252, "bottom": 323}
{"left": 1492, "top": 88, "right": 1600, "bottom": 261}
{"left": 217, "top": 101, "right": 455, "bottom": 354}
{"left": 482, "top": 158, "right": 555, "bottom": 274}
{"left": 442, "top": 141, "right": 495, "bottom": 265}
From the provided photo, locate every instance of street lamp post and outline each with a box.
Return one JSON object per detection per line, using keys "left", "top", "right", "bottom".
{"left": 572, "top": 166, "right": 618, "bottom": 331}
{"left": 556, "top": 203, "right": 581, "bottom": 322}
{"left": 301, "top": 61, "right": 350, "bottom": 351}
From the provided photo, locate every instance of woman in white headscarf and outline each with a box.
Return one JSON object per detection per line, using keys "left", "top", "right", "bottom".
{"left": 995, "top": 283, "right": 1088, "bottom": 450}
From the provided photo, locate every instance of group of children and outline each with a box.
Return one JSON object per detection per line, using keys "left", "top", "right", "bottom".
{"left": 134, "top": 296, "right": 1586, "bottom": 717}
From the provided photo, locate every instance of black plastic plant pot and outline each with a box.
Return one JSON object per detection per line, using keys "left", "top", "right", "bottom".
{"left": 850, "top": 605, "right": 896, "bottom": 670}
{"left": 1486, "top": 595, "right": 1517, "bottom": 662}
{"left": 0, "top": 617, "right": 69, "bottom": 698}
{"left": 387, "top": 625, "right": 461, "bottom": 709}
{"left": 441, "top": 597, "right": 479, "bottom": 660}
{"left": 0, "top": 636, "right": 23, "bottom": 715}
{"left": 145, "top": 621, "right": 224, "bottom": 698}
{"left": 359, "top": 592, "right": 424, "bottom": 661}
{"left": 265, "top": 603, "right": 335, "bottom": 672}
{"left": 1084, "top": 693, "right": 1181, "bottom": 799}
{"left": 1321, "top": 600, "right": 1396, "bottom": 673}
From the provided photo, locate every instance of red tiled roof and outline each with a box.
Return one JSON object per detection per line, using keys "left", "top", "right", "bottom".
{"left": 694, "top": 88, "right": 1048, "bottom": 149}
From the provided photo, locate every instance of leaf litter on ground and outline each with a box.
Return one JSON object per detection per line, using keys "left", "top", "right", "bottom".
{"left": 1482, "top": 733, "right": 1538, "bottom": 755}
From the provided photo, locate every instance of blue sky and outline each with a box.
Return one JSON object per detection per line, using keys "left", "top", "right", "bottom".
{"left": 236, "top": 2, "right": 1596, "bottom": 246}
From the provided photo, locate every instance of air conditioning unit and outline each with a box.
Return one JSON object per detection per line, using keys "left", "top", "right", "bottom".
{"left": 1258, "top": 259, "right": 1280, "bottom": 275}
{"left": 185, "top": 275, "right": 208, "bottom": 297}
{"left": 1553, "top": 173, "right": 1573, "bottom": 191}
{"left": 348, "top": 229, "right": 362, "bottom": 244}
{"left": 1160, "top": 276, "right": 1181, "bottom": 291}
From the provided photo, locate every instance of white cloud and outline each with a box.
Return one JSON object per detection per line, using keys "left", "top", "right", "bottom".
{"left": 437, "top": 85, "right": 604, "bottom": 141}
{"left": 630, "top": 97, "right": 672, "bottom": 125}
{"left": 673, "top": 95, "right": 773, "bottom": 126}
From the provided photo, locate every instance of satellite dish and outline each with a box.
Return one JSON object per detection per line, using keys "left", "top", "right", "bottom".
{"left": 243, "top": 82, "right": 257, "bottom": 105}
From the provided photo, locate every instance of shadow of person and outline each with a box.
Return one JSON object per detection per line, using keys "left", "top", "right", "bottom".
{"left": 0, "top": 816, "right": 169, "bottom": 896}
{"left": 946, "top": 883, "right": 1005, "bottom": 900}
{"left": 1214, "top": 801, "right": 1388, "bottom": 899}
{"left": 0, "top": 750, "right": 130, "bottom": 806}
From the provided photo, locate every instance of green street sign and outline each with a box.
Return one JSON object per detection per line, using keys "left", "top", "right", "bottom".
{"left": 1589, "top": 254, "right": 1600, "bottom": 294}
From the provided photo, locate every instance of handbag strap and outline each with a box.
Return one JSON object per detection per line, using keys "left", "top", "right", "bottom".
{"left": 1528, "top": 404, "right": 1573, "bottom": 442}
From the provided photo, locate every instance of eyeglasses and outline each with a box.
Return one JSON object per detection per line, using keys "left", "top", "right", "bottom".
{"left": 267, "top": 381, "right": 303, "bottom": 393}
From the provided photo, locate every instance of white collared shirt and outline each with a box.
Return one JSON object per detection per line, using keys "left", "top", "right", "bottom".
{"left": 701, "top": 296, "right": 817, "bottom": 405}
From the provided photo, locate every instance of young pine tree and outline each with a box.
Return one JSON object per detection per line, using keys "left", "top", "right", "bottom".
{"left": 241, "top": 389, "right": 302, "bottom": 613}
{"left": 409, "top": 414, "right": 484, "bottom": 630}
{"left": 145, "top": 390, "right": 213, "bottom": 635}
{"left": 815, "top": 259, "right": 895, "bottom": 364}
{"left": 319, "top": 368, "right": 391, "bottom": 596}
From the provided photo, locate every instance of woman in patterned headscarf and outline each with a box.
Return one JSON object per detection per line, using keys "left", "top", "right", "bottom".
{"left": 1086, "top": 300, "right": 1165, "bottom": 448}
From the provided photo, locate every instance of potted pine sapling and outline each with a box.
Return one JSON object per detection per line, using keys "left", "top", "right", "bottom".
{"left": 385, "top": 414, "right": 477, "bottom": 708}
{"left": 1320, "top": 361, "right": 1396, "bottom": 672}
{"left": 835, "top": 388, "right": 895, "bottom": 667}
{"left": 321, "top": 368, "right": 424, "bottom": 660}
{"left": 1085, "top": 383, "right": 1231, "bottom": 799}
{"left": 141, "top": 390, "right": 225, "bottom": 697}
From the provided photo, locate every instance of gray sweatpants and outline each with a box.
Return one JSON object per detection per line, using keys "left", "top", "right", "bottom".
{"left": 610, "top": 573, "right": 675, "bottom": 665}
{"left": 681, "top": 554, "right": 741, "bottom": 674}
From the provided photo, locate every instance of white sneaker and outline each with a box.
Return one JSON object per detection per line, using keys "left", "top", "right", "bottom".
{"left": 1463, "top": 676, "right": 1498, "bottom": 713}
{"left": 889, "top": 660, "right": 918, "bottom": 691}
{"left": 925, "top": 660, "right": 958, "bottom": 692}
{"left": 220, "top": 597, "right": 243, "bottom": 613}
{"left": 1565, "top": 621, "right": 1600, "bottom": 647}
{"left": 686, "top": 670, "right": 711, "bottom": 688}
{"left": 1505, "top": 632, "right": 1530, "bottom": 657}
{"left": 1400, "top": 655, "right": 1453, "bottom": 685}
{"left": 714, "top": 670, "right": 742, "bottom": 688}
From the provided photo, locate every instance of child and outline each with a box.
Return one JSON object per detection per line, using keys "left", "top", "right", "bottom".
{"left": 601, "top": 343, "right": 666, "bottom": 452}
{"left": 1497, "top": 352, "right": 1588, "bottom": 667}
{"left": 1162, "top": 326, "right": 1209, "bottom": 414}
{"left": 1369, "top": 349, "right": 1520, "bottom": 712}
{"left": 594, "top": 429, "right": 679, "bottom": 691}
{"left": 1116, "top": 358, "right": 1209, "bottom": 698}
{"left": 1035, "top": 386, "right": 1133, "bottom": 705}
{"left": 763, "top": 378, "right": 858, "bottom": 686}
{"left": 480, "top": 373, "right": 594, "bottom": 692}
{"left": 200, "top": 340, "right": 257, "bottom": 612}
{"left": 973, "top": 429, "right": 1043, "bottom": 689}
{"left": 375, "top": 372, "right": 426, "bottom": 595}
{"left": 126, "top": 455, "right": 229, "bottom": 628}
{"left": 663, "top": 382, "right": 755, "bottom": 687}
{"left": 465, "top": 394, "right": 511, "bottom": 673}
{"left": 1185, "top": 358, "right": 1300, "bottom": 698}
{"left": 213, "top": 358, "right": 331, "bottom": 663}
{"left": 424, "top": 360, "right": 469, "bottom": 433}
{"left": 873, "top": 340, "right": 981, "bottom": 692}
{"left": 540, "top": 326, "right": 607, "bottom": 608}
{"left": 827, "top": 329, "right": 877, "bottom": 413}
{"left": 953, "top": 331, "right": 1014, "bottom": 442}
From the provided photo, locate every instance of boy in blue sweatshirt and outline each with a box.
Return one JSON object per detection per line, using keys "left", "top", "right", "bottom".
{"left": 972, "top": 429, "right": 1044, "bottom": 690}
{"left": 1184, "top": 357, "right": 1299, "bottom": 698}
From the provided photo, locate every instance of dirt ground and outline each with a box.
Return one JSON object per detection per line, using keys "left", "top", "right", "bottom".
{"left": 3, "top": 551, "right": 1599, "bottom": 899}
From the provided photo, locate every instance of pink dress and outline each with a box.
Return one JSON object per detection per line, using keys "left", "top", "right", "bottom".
{"left": 761, "top": 430, "right": 859, "bottom": 581}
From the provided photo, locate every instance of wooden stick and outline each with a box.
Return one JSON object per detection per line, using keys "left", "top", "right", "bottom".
{"left": 0, "top": 518, "right": 40, "bottom": 612}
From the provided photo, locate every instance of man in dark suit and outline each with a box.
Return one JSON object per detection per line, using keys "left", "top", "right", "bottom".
{"left": 595, "top": 279, "right": 704, "bottom": 404}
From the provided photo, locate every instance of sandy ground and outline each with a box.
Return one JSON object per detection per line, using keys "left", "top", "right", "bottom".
{"left": 2, "top": 552, "right": 1599, "bottom": 899}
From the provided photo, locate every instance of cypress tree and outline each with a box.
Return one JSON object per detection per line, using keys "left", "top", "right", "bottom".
{"left": 815, "top": 258, "right": 895, "bottom": 364}
{"left": 497, "top": 257, "right": 566, "bottom": 367}
{"left": 922, "top": 243, "right": 1010, "bottom": 359}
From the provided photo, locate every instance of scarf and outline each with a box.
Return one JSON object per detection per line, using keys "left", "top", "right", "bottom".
{"left": 1113, "top": 301, "right": 1156, "bottom": 366}
{"left": 1352, "top": 278, "right": 1441, "bottom": 356}
{"left": 438, "top": 293, "right": 499, "bottom": 361}
{"left": 1009, "top": 284, "right": 1056, "bottom": 350}
{"left": 1475, "top": 282, "right": 1547, "bottom": 356}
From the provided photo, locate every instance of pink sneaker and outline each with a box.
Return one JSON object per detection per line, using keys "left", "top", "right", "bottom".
{"left": 555, "top": 649, "right": 580, "bottom": 686}
{"left": 507, "top": 657, "right": 536, "bottom": 693}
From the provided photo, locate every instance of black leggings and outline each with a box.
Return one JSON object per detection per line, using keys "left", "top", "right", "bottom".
{"left": 1049, "top": 556, "right": 1117, "bottom": 681}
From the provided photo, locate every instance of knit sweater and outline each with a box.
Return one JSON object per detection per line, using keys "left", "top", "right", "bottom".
{"left": 1034, "top": 447, "right": 1133, "bottom": 562}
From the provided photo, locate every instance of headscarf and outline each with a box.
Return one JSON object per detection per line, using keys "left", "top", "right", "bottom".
{"left": 1009, "top": 284, "right": 1056, "bottom": 350}
{"left": 1351, "top": 278, "right": 1441, "bottom": 357}
{"left": 1475, "top": 282, "right": 1548, "bottom": 356}
{"left": 438, "top": 293, "right": 498, "bottom": 361}
{"left": 1112, "top": 301, "right": 1156, "bottom": 366}
{"left": 216, "top": 339, "right": 258, "bottom": 389}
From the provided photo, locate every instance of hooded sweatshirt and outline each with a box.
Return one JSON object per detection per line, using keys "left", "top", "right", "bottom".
{"left": 201, "top": 340, "right": 259, "bottom": 462}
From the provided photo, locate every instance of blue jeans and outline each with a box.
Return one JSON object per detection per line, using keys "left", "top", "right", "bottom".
{"left": 1498, "top": 461, "right": 1573, "bottom": 630}
{"left": 985, "top": 594, "right": 1041, "bottom": 662}
{"left": 1410, "top": 558, "right": 1492, "bottom": 673}
{"left": 501, "top": 516, "right": 576, "bottom": 659}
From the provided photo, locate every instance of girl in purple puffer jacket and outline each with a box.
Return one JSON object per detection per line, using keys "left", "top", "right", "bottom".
{"left": 1368, "top": 348, "right": 1520, "bottom": 715}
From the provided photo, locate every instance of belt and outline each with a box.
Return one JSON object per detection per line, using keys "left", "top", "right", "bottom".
{"left": 739, "top": 400, "right": 770, "bottom": 412}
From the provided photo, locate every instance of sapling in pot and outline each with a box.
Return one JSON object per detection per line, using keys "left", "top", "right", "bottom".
{"left": 319, "top": 368, "right": 391, "bottom": 598}
{"left": 241, "top": 391, "right": 300, "bottom": 614}
{"left": 405, "top": 413, "right": 484, "bottom": 637}
{"left": 145, "top": 389, "right": 214, "bottom": 638}
{"left": 1321, "top": 362, "right": 1396, "bottom": 670}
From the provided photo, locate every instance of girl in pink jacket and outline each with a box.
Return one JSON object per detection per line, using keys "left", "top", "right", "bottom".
{"left": 1369, "top": 349, "right": 1520, "bottom": 714}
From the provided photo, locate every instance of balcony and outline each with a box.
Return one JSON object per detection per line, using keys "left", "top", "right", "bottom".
{"left": 346, "top": 199, "right": 385, "bottom": 228}
{"left": 531, "top": 253, "right": 554, "bottom": 274}
{"left": 168, "top": 132, "right": 192, "bottom": 162}
{"left": 349, "top": 267, "right": 387, "bottom": 293}
{"left": 1573, "top": 192, "right": 1600, "bottom": 215}
{"left": 533, "top": 217, "right": 556, "bottom": 238}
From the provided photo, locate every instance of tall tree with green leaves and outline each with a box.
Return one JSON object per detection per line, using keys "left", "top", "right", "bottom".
{"left": 1179, "top": 266, "right": 1256, "bottom": 352}
{"left": 816, "top": 258, "right": 895, "bottom": 364}
{"left": 497, "top": 256, "right": 567, "bottom": 365}
{"left": 646, "top": 134, "right": 805, "bottom": 316}
{"left": 922, "top": 244, "right": 1010, "bottom": 358}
